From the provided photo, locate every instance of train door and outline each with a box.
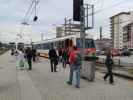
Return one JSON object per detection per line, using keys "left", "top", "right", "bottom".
{"left": 65, "top": 39, "right": 73, "bottom": 48}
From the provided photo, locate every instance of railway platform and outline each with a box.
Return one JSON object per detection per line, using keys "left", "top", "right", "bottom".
{"left": 0, "top": 51, "right": 133, "bottom": 100}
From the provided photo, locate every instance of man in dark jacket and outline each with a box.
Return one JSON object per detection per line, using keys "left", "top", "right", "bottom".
{"left": 25, "top": 47, "right": 33, "bottom": 70}
{"left": 32, "top": 48, "right": 37, "bottom": 62}
{"left": 103, "top": 50, "right": 114, "bottom": 84}
{"left": 58, "top": 48, "right": 62, "bottom": 63}
{"left": 48, "top": 47, "right": 58, "bottom": 72}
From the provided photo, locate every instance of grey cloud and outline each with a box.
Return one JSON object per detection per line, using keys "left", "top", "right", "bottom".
{"left": 0, "top": 0, "right": 133, "bottom": 42}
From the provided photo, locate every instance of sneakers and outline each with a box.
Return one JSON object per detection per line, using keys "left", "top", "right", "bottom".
{"left": 75, "top": 85, "right": 80, "bottom": 88}
{"left": 110, "top": 82, "right": 115, "bottom": 85}
{"left": 67, "top": 81, "right": 80, "bottom": 88}
{"left": 103, "top": 77, "right": 107, "bottom": 81}
{"left": 67, "top": 81, "right": 72, "bottom": 85}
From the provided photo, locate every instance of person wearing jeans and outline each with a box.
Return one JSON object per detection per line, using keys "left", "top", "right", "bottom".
{"left": 67, "top": 46, "right": 81, "bottom": 88}
{"left": 74, "top": 65, "right": 80, "bottom": 88}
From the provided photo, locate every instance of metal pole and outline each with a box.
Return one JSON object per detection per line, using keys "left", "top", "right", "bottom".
{"left": 35, "top": 0, "right": 37, "bottom": 16}
{"left": 86, "top": 4, "right": 89, "bottom": 29}
{"left": 69, "top": 19, "right": 72, "bottom": 35}
{"left": 64, "top": 17, "right": 67, "bottom": 36}
{"left": 80, "top": 2, "right": 85, "bottom": 58}
{"left": 92, "top": 5, "right": 94, "bottom": 29}
{"left": 100, "top": 26, "right": 102, "bottom": 40}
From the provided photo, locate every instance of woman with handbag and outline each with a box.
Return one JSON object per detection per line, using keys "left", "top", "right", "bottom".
{"left": 18, "top": 48, "right": 25, "bottom": 70}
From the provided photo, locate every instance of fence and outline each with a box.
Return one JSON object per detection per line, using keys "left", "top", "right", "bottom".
{"left": 97, "top": 57, "right": 133, "bottom": 67}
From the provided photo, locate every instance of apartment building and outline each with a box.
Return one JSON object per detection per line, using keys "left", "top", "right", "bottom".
{"left": 56, "top": 27, "right": 65, "bottom": 38}
{"left": 110, "top": 12, "right": 132, "bottom": 49}
{"left": 95, "top": 38, "right": 112, "bottom": 50}
{"left": 123, "top": 22, "right": 133, "bottom": 49}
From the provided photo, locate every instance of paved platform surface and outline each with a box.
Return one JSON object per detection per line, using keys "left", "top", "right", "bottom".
{"left": 0, "top": 51, "right": 133, "bottom": 100}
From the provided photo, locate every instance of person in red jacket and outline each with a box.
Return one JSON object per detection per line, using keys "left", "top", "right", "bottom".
{"left": 67, "top": 46, "right": 81, "bottom": 88}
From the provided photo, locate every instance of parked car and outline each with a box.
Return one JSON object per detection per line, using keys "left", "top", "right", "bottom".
{"left": 96, "top": 50, "right": 100, "bottom": 55}
{"left": 100, "top": 51, "right": 105, "bottom": 55}
{"left": 111, "top": 48, "right": 120, "bottom": 56}
{"left": 121, "top": 48, "right": 130, "bottom": 56}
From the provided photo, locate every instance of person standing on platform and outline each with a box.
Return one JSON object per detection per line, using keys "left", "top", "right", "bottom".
{"left": 62, "top": 48, "right": 68, "bottom": 68}
{"left": 103, "top": 49, "right": 114, "bottom": 84}
{"left": 48, "top": 46, "right": 58, "bottom": 72}
{"left": 18, "top": 48, "right": 25, "bottom": 70}
{"left": 67, "top": 46, "right": 81, "bottom": 88}
{"left": 25, "top": 47, "right": 33, "bottom": 70}
{"left": 11, "top": 48, "right": 15, "bottom": 56}
{"left": 32, "top": 48, "right": 37, "bottom": 62}
{"left": 58, "top": 48, "right": 62, "bottom": 63}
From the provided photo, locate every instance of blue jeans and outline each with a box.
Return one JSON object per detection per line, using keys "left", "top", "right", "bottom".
{"left": 59, "top": 56, "right": 62, "bottom": 63}
{"left": 69, "top": 64, "right": 80, "bottom": 86}
{"left": 69, "top": 64, "right": 74, "bottom": 83}
{"left": 74, "top": 65, "right": 80, "bottom": 86}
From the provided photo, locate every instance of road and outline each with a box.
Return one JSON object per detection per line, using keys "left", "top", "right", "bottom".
{"left": 0, "top": 51, "right": 133, "bottom": 100}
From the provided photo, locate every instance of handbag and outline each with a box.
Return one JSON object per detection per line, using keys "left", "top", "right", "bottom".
{"left": 54, "top": 58, "right": 58, "bottom": 65}
{"left": 19, "top": 60, "right": 24, "bottom": 67}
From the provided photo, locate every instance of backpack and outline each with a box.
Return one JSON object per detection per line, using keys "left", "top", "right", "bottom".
{"left": 74, "top": 53, "right": 82, "bottom": 66}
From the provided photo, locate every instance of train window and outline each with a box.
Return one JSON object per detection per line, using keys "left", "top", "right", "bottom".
{"left": 76, "top": 38, "right": 82, "bottom": 48}
{"left": 76, "top": 38, "right": 95, "bottom": 48}
{"left": 85, "top": 39, "right": 95, "bottom": 48}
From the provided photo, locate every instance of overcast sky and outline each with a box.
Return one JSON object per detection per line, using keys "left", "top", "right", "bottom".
{"left": 0, "top": 0, "right": 133, "bottom": 43}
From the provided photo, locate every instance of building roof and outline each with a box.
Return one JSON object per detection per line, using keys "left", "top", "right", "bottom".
{"left": 110, "top": 12, "right": 130, "bottom": 19}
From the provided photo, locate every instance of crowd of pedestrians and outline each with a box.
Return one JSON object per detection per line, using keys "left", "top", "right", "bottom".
{"left": 48, "top": 45, "right": 82, "bottom": 88}
{"left": 48, "top": 45, "right": 114, "bottom": 88}
{"left": 11, "top": 47, "right": 39, "bottom": 70}
{"left": 11, "top": 45, "right": 114, "bottom": 89}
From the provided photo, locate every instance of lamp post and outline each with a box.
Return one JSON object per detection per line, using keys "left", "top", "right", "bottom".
{"left": 80, "top": 0, "right": 85, "bottom": 58}
{"left": 80, "top": 3, "right": 94, "bottom": 57}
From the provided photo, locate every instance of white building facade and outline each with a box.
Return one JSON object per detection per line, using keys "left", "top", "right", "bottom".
{"left": 123, "top": 22, "right": 133, "bottom": 49}
{"left": 56, "top": 27, "right": 65, "bottom": 38}
{"left": 110, "top": 12, "right": 133, "bottom": 49}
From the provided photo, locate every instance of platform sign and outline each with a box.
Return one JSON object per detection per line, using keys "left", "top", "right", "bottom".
{"left": 73, "top": 0, "right": 83, "bottom": 21}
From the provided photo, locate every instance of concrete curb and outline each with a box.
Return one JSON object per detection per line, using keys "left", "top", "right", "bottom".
{"left": 113, "top": 72, "right": 133, "bottom": 80}
{"left": 98, "top": 69, "right": 133, "bottom": 80}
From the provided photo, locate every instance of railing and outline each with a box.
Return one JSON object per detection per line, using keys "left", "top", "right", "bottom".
{"left": 97, "top": 56, "right": 133, "bottom": 67}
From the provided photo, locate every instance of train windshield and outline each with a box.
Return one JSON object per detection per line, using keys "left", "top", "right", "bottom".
{"left": 76, "top": 38, "right": 95, "bottom": 48}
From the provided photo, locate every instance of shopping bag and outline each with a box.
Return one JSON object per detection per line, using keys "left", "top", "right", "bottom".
{"left": 19, "top": 60, "right": 24, "bottom": 67}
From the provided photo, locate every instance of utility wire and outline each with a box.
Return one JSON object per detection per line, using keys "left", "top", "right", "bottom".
{"left": 88, "top": 0, "right": 131, "bottom": 16}
{"left": 23, "top": 0, "right": 35, "bottom": 21}
{"left": 19, "top": 0, "right": 39, "bottom": 38}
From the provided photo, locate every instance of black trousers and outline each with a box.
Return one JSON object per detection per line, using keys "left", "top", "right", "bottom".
{"left": 33, "top": 56, "right": 36, "bottom": 62}
{"left": 104, "top": 66, "right": 114, "bottom": 83}
{"left": 28, "top": 59, "right": 32, "bottom": 70}
{"left": 50, "top": 59, "right": 57, "bottom": 72}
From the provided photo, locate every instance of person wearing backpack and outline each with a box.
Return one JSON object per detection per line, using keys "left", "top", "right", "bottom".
{"left": 67, "top": 46, "right": 81, "bottom": 88}
{"left": 103, "top": 49, "right": 114, "bottom": 84}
